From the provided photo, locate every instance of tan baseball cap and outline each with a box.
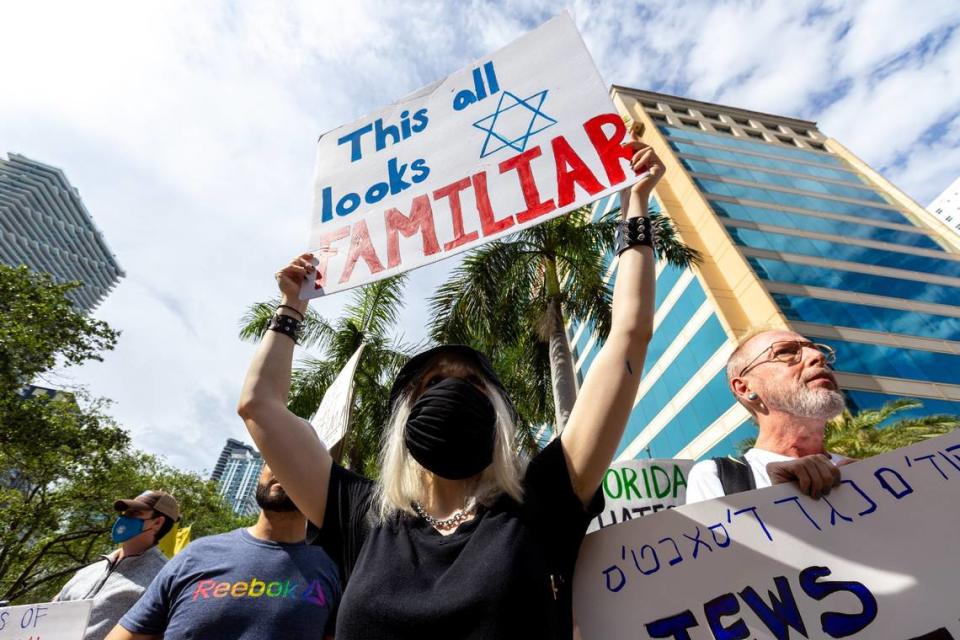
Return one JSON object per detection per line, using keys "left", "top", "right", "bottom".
{"left": 114, "top": 490, "right": 180, "bottom": 522}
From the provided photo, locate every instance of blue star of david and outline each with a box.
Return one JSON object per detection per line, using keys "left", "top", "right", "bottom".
{"left": 472, "top": 90, "right": 558, "bottom": 159}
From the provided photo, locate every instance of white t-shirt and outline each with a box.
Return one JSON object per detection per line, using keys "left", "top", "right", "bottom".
{"left": 684, "top": 447, "right": 847, "bottom": 504}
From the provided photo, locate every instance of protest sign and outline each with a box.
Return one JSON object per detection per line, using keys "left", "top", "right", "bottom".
{"left": 588, "top": 459, "right": 694, "bottom": 534}
{"left": 302, "top": 12, "right": 643, "bottom": 298}
{"left": 310, "top": 343, "right": 366, "bottom": 449}
{"left": 0, "top": 600, "right": 92, "bottom": 640}
{"left": 573, "top": 432, "right": 960, "bottom": 639}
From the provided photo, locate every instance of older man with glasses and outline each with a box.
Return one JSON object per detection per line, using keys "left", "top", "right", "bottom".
{"left": 685, "top": 329, "right": 849, "bottom": 504}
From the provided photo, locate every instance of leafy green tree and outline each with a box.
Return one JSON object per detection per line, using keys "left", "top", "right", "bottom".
{"left": 239, "top": 276, "right": 411, "bottom": 475}
{"left": 0, "top": 265, "right": 247, "bottom": 604}
{"left": 0, "top": 265, "right": 117, "bottom": 391}
{"left": 734, "top": 398, "right": 959, "bottom": 457}
{"left": 429, "top": 204, "right": 700, "bottom": 435}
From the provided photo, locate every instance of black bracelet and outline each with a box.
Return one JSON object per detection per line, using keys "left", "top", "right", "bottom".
{"left": 268, "top": 313, "right": 300, "bottom": 343}
{"left": 277, "top": 304, "right": 305, "bottom": 320}
{"left": 614, "top": 217, "right": 654, "bottom": 257}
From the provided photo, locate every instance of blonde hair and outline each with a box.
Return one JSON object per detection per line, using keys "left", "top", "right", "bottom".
{"left": 374, "top": 384, "right": 526, "bottom": 522}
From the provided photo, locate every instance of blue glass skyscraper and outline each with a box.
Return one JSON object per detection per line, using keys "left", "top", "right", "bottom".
{"left": 567, "top": 88, "right": 960, "bottom": 462}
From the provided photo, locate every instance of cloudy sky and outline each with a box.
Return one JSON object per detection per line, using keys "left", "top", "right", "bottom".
{"left": 2, "top": 0, "right": 958, "bottom": 474}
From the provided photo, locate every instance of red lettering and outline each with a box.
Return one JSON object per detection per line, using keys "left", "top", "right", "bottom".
{"left": 472, "top": 171, "right": 514, "bottom": 236}
{"left": 192, "top": 580, "right": 216, "bottom": 600}
{"left": 498, "top": 147, "right": 556, "bottom": 223}
{"left": 432, "top": 178, "right": 479, "bottom": 251}
{"left": 384, "top": 194, "right": 441, "bottom": 267}
{"left": 339, "top": 220, "right": 385, "bottom": 284}
{"left": 552, "top": 135, "right": 604, "bottom": 206}
{"left": 312, "top": 227, "right": 350, "bottom": 290}
{"left": 583, "top": 113, "right": 634, "bottom": 186}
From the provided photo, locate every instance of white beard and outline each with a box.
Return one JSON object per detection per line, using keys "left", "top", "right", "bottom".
{"left": 760, "top": 377, "right": 845, "bottom": 420}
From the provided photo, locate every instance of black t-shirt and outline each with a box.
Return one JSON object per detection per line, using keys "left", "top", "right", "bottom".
{"left": 313, "top": 438, "right": 603, "bottom": 640}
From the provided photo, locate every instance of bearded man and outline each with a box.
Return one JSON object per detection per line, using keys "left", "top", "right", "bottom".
{"left": 107, "top": 464, "right": 340, "bottom": 640}
{"left": 685, "top": 330, "right": 849, "bottom": 503}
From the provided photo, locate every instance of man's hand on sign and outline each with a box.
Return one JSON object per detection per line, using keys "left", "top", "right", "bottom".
{"left": 275, "top": 253, "right": 314, "bottom": 315}
{"left": 620, "top": 122, "right": 665, "bottom": 218}
{"left": 767, "top": 454, "right": 841, "bottom": 500}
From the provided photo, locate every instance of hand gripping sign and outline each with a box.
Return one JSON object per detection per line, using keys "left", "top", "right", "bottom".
{"left": 301, "top": 12, "right": 644, "bottom": 298}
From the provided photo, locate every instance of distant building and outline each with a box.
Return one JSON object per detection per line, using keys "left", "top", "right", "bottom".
{"left": 0, "top": 153, "right": 124, "bottom": 311}
{"left": 211, "top": 439, "right": 263, "bottom": 516}
{"left": 928, "top": 175, "right": 960, "bottom": 237}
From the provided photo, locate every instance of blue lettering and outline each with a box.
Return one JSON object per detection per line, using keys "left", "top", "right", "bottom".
{"left": 799, "top": 566, "right": 878, "bottom": 638}
{"left": 645, "top": 610, "right": 699, "bottom": 639}
{"left": 875, "top": 466, "right": 913, "bottom": 499}
{"left": 338, "top": 124, "right": 373, "bottom": 162}
{"left": 704, "top": 593, "right": 749, "bottom": 640}
{"left": 739, "top": 576, "right": 808, "bottom": 639}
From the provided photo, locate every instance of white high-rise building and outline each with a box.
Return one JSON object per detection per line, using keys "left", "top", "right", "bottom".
{"left": 0, "top": 153, "right": 124, "bottom": 311}
{"left": 929, "top": 176, "right": 960, "bottom": 236}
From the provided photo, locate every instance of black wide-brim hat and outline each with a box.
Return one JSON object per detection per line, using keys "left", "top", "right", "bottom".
{"left": 388, "top": 344, "right": 517, "bottom": 418}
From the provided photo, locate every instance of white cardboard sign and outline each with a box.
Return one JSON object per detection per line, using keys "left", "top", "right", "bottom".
{"left": 0, "top": 600, "right": 92, "bottom": 640}
{"left": 310, "top": 343, "right": 366, "bottom": 449}
{"left": 588, "top": 459, "right": 695, "bottom": 534}
{"left": 302, "top": 12, "right": 640, "bottom": 297}
{"left": 573, "top": 432, "right": 960, "bottom": 639}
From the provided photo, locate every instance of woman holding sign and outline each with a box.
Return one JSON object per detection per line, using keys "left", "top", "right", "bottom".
{"left": 238, "top": 127, "right": 662, "bottom": 640}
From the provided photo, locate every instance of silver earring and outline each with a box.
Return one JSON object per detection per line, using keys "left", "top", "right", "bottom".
{"left": 747, "top": 392, "right": 759, "bottom": 401}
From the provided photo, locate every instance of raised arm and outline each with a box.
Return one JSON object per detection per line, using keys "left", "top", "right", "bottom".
{"left": 560, "top": 133, "right": 663, "bottom": 505}
{"left": 237, "top": 254, "right": 333, "bottom": 527}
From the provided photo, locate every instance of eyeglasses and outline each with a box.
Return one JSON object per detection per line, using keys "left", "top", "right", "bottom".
{"left": 738, "top": 340, "right": 836, "bottom": 377}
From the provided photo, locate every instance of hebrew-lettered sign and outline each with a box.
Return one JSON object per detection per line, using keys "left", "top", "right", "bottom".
{"left": 0, "top": 601, "right": 92, "bottom": 640}
{"left": 588, "top": 459, "right": 694, "bottom": 534}
{"left": 302, "top": 12, "right": 641, "bottom": 297}
{"left": 574, "top": 433, "right": 960, "bottom": 639}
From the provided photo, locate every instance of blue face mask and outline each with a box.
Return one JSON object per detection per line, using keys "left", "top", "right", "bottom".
{"left": 111, "top": 516, "right": 147, "bottom": 543}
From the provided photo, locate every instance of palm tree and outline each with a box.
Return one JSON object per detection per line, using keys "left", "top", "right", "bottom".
{"left": 824, "top": 398, "right": 959, "bottom": 458}
{"left": 429, "top": 203, "right": 700, "bottom": 435}
{"left": 734, "top": 398, "right": 959, "bottom": 457}
{"left": 239, "top": 275, "right": 411, "bottom": 475}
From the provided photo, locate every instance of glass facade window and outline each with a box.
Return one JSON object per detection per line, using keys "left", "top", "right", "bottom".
{"left": 773, "top": 293, "right": 960, "bottom": 342}
{"left": 669, "top": 141, "right": 860, "bottom": 181}
{"left": 749, "top": 257, "right": 960, "bottom": 306}
{"left": 820, "top": 338, "right": 960, "bottom": 386}
{"left": 616, "top": 315, "right": 729, "bottom": 458}
{"left": 644, "top": 369, "right": 733, "bottom": 457}
{"left": 728, "top": 227, "right": 960, "bottom": 278}
{"left": 845, "top": 391, "right": 960, "bottom": 421}
{"left": 694, "top": 178, "right": 906, "bottom": 224}
{"left": 660, "top": 126, "right": 845, "bottom": 165}
{"left": 681, "top": 158, "right": 886, "bottom": 203}
{"left": 710, "top": 200, "right": 942, "bottom": 251}
{"left": 644, "top": 280, "right": 706, "bottom": 377}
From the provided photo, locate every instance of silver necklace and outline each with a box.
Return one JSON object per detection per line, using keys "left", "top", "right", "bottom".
{"left": 412, "top": 501, "right": 476, "bottom": 529}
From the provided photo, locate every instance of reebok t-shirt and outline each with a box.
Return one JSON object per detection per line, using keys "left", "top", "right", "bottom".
{"left": 120, "top": 528, "right": 340, "bottom": 639}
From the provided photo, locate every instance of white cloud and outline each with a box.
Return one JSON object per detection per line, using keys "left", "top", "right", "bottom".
{"left": 2, "top": 0, "right": 957, "bottom": 473}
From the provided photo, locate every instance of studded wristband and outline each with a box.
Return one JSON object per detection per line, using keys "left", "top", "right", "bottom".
{"left": 267, "top": 313, "right": 300, "bottom": 343}
{"left": 614, "top": 217, "right": 654, "bottom": 257}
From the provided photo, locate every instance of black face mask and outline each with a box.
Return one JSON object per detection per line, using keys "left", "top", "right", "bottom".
{"left": 404, "top": 377, "right": 496, "bottom": 480}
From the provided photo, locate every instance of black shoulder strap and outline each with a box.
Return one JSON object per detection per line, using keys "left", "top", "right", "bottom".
{"left": 713, "top": 455, "right": 756, "bottom": 496}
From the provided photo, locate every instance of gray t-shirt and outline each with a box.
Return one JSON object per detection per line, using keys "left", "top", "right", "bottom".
{"left": 55, "top": 546, "right": 168, "bottom": 640}
{"left": 120, "top": 528, "right": 340, "bottom": 639}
